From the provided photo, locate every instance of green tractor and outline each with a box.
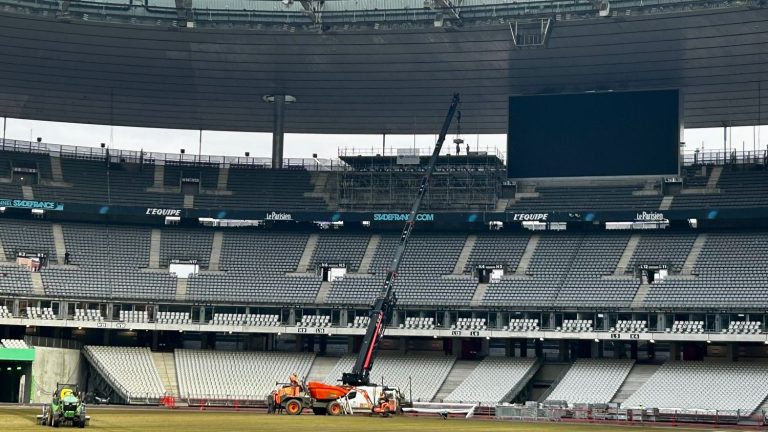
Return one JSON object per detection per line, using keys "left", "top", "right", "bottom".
{"left": 37, "top": 383, "right": 89, "bottom": 428}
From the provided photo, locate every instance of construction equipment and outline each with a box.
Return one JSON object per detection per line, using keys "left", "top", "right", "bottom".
{"left": 342, "top": 93, "right": 462, "bottom": 387}
{"left": 268, "top": 374, "right": 406, "bottom": 416}
{"left": 37, "top": 383, "right": 90, "bottom": 428}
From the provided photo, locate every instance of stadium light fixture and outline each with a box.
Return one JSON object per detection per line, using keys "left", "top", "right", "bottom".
{"left": 763, "top": 340, "right": 768, "bottom": 345}
{"left": 594, "top": 338, "right": 600, "bottom": 343}
{"left": 539, "top": 337, "right": 544, "bottom": 341}
{"left": 649, "top": 339, "right": 655, "bottom": 344}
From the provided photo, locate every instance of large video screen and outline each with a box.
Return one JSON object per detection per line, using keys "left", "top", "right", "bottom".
{"left": 507, "top": 90, "right": 680, "bottom": 178}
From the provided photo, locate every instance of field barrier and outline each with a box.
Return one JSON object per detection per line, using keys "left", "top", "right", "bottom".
{"left": 495, "top": 405, "right": 768, "bottom": 428}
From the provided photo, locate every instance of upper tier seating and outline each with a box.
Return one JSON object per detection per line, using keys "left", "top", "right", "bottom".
{"left": 622, "top": 361, "right": 768, "bottom": 413}
{"left": 160, "top": 228, "right": 213, "bottom": 268}
{"left": 546, "top": 359, "right": 634, "bottom": 405}
{"left": 673, "top": 167, "right": 768, "bottom": 209}
{"left": 444, "top": 357, "right": 538, "bottom": 404}
{"left": 309, "top": 232, "right": 370, "bottom": 272}
{"left": 643, "top": 232, "right": 768, "bottom": 308}
{"left": 84, "top": 346, "right": 165, "bottom": 402}
{"left": 1, "top": 339, "right": 28, "bottom": 348}
{"left": 175, "top": 350, "right": 314, "bottom": 400}
{"left": 508, "top": 184, "right": 662, "bottom": 212}
{"left": 626, "top": 232, "right": 697, "bottom": 274}
{"left": 463, "top": 233, "right": 530, "bottom": 273}
{"left": 324, "top": 353, "right": 455, "bottom": 402}
{"left": 0, "top": 219, "right": 57, "bottom": 261}
{"left": 0, "top": 264, "right": 34, "bottom": 295}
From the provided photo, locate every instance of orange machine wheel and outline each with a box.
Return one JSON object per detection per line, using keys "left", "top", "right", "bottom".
{"left": 327, "top": 401, "right": 342, "bottom": 416}
{"left": 285, "top": 399, "right": 303, "bottom": 415}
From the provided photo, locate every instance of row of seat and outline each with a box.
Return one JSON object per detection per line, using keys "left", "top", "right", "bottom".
{"left": 505, "top": 319, "right": 540, "bottom": 332}
{"left": 210, "top": 313, "right": 280, "bottom": 326}
{"left": 669, "top": 321, "right": 705, "bottom": 334}
{"left": 612, "top": 320, "right": 648, "bottom": 333}
{"left": 453, "top": 317, "right": 487, "bottom": 330}
{"left": 1, "top": 338, "right": 28, "bottom": 348}
{"left": 560, "top": 320, "right": 594, "bottom": 332}
{"left": 74, "top": 308, "right": 104, "bottom": 321}
{"left": 402, "top": 317, "right": 435, "bottom": 329}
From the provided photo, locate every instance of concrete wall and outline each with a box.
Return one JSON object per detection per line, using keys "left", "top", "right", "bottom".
{"left": 31, "top": 347, "right": 81, "bottom": 403}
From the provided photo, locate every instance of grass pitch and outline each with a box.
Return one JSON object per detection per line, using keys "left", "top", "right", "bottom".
{"left": 0, "top": 407, "right": 751, "bottom": 432}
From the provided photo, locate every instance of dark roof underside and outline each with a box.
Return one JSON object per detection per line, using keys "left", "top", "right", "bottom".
{"left": 0, "top": 7, "right": 766, "bottom": 134}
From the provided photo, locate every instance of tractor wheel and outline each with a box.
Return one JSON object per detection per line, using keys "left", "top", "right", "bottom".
{"left": 285, "top": 399, "right": 303, "bottom": 416}
{"left": 327, "top": 401, "right": 342, "bottom": 416}
{"left": 52, "top": 418, "right": 60, "bottom": 428}
{"left": 78, "top": 418, "right": 85, "bottom": 429}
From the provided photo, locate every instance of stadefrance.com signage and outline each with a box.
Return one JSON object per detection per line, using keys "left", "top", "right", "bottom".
{"left": 0, "top": 198, "right": 63, "bottom": 211}
{"left": 372, "top": 213, "right": 435, "bottom": 222}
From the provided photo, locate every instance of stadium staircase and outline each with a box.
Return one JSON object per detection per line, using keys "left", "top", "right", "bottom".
{"left": 51, "top": 224, "right": 67, "bottom": 265}
{"left": 21, "top": 185, "right": 34, "bottom": 200}
{"left": 183, "top": 194, "right": 194, "bottom": 209}
{"left": 755, "top": 395, "right": 768, "bottom": 415}
{"left": 296, "top": 233, "right": 319, "bottom": 272}
{"left": 514, "top": 234, "right": 540, "bottom": 275}
{"left": 175, "top": 278, "right": 188, "bottom": 301}
{"left": 470, "top": 283, "right": 489, "bottom": 307}
{"left": 314, "top": 281, "right": 332, "bottom": 304}
{"left": 151, "top": 351, "right": 180, "bottom": 399}
{"left": 611, "top": 363, "right": 662, "bottom": 404}
{"left": 307, "top": 356, "right": 341, "bottom": 383}
{"left": 537, "top": 363, "right": 572, "bottom": 402}
{"left": 0, "top": 237, "right": 6, "bottom": 263}
{"left": 304, "top": 172, "right": 334, "bottom": 208}
{"left": 630, "top": 282, "right": 651, "bottom": 308}
{"left": 216, "top": 166, "right": 229, "bottom": 191}
{"left": 659, "top": 195, "right": 674, "bottom": 210}
{"left": 452, "top": 234, "right": 476, "bottom": 275}
{"left": 432, "top": 360, "right": 480, "bottom": 402}
{"left": 50, "top": 155, "right": 64, "bottom": 182}
{"left": 357, "top": 234, "right": 380, "bottom": 274}
{"left": 707, "top": 165, "right": 723, "bottom": 189}
{"left": 149, "top": 229, "right": 162, "bottom": 269}
{"left": 152, "top": 164, "right": 164, "bottom": 188}
{"left": 681, "top": 233, "right": 707, "bottom": 275}
{"left": 208, "top": 231, "right": 223, "bottom": 271}
{"left": 30, "top": 271, "right": 45, "bottom": 296}
{"left": 613, "top": 233, "right": 641, "bottom": 275}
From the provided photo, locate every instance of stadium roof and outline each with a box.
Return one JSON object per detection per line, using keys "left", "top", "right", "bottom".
{"left": 0, "top": 4, "right": 765, "bottom": 134}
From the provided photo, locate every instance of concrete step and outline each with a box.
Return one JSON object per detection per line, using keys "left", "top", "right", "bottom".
{"left": 707, "top": 165, "right": 723, "bottom": 189}
{"left": 630, "top": 283, "right": 651, "bottom": 309}
{"left": 151, "top": 351, "right": 179, "bottom": 398}
{"left": 611, "top": 364, "right": 661, "bottom": 404}
{"left": 21, "top": 185, "right": 34, "bottom": 200}
{"left": 469, "top": 283, "right": 488, "bottom": 307}
{"left": 514, "top": 234, "right": 540, "bottom": 275}
{"left": 297, "top": 233, "right": 319, "bottom": 272}
{"left": 175, "top": 278, "right": 188, "bottom": 301}
{"left": 659, "top": 195, "right": 674, "bottom": 211}
{"left": 314, "top": 281, "right": 332, "bottom": 304}
{"left": 183, "top": 195, "right": 194, "bottom": 209}
{"left": 306, "top": 356, "right": 341, "bottom": 383}
{"left": 453, "top": 234, "right": 477, "bottom": 275}
{"left": 216, "top": 165, "right": 229, "bottom": 191}
{"left": 614, "top": 233, "right": 641, "bottom": 276}
{"left": 50, "top": 156, "right": 64, "bottom": 182}
{"left": 153, "top": 164, "right": 165, "bottom": 188}
{"left": 495, "top": 198, "right": 510, "bottom": 211}
{"left": 681, "top": 233, "right": 708, "bottom": 275}
{"left": 51, "top": 224, "right": 67, "bottom": 265}
{"left": 149, "top": 229, "right": 161, "bottom": 269}
{"left": 30, "top": 272, "right": 45, "bottom": 296}
{"left": 432, "top": 360, "right": 479, "bottom": 402}
{"left": 357, "top": 234, "right": 380, "bottom": 274}
{"left": 208, "top": 231, "right": 223, "bottom": 271}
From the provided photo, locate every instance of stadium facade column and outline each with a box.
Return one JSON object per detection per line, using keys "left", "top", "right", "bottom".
{"left": 670, "top": 342, "right": 680, "bottom": 360}
{"left": 505, "top": 339, "right": 514, "bottom": 357}
{"left": 519, "top": 339, "right": 528, "bottom": 357}
{"left": 534, "top": 338, "right": 543, "bottom": 358}
{"left": 630, "top": 341, "right": 638, "bottom": 360}
{"left": 151, "top": 331, "right": 158, "bottom": 350}
{"left": 558, "top": 340, "right": 570, "bottom": 362}
{"left": 263, "top": 94, "right": 296, "bottom": 169}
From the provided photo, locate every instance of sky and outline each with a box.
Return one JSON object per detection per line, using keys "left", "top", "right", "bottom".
{"left": 1, "top": 117, "right": 766, "bottom": 162}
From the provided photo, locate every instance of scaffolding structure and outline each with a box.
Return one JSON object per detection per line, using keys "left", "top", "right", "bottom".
{"left": 337, "top": 146, "right": 505, "bottom": 211}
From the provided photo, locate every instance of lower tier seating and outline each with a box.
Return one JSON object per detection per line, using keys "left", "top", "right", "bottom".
{"left": 444, "top": 357, "right": 538, "bottom": 404}
{"left": 83, "top": 346, "right": 165, "bottom": 402}
{"left": 546, "top": 359, "right": 634, "bottom": 405}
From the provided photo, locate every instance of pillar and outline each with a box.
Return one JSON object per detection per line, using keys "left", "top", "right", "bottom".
{"left": 505, "top": 339, "right": 514, "bottom": 357}
{"left": 670, "top": 342, "right": 680, "bottom": 360}
{"left": 519, "top": 339, "right": 528, "bottom": 357}
{"left": 559, "top": 340, "right": 570, "bottom": 362}
{"left": 630, "top": 340, "right": 638, "bottom": 360}
{"left": 264, "top": 94, "right": 295, "bottom": 169}
{"left": 534, "top": 338, "right": 543, "bottom": 358}
{"left": 339, "top": 309, "right": 348, "bottom": 327}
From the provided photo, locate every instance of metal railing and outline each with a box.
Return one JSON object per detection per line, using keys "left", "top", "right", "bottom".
{"left": 338, "top": 144, "right": 505, "bottom": 160}
{"left": 682, "top": 150, "right": 768, "bottom": 167}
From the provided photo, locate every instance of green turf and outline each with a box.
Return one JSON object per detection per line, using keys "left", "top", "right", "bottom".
{"left": 0, "top": 408, "right": 751, "bottom": 432}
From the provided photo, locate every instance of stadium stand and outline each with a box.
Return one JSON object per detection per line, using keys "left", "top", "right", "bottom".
{"left": 209, "top": 313, "right": 280, "bottom": 326}
{"left": 26, "top": 306, "right": 55, "bottom": 320}
{"left": 402, "top": 317, "right": 435, "bottom": 330}
{"left": 0, "top": 219, "right": 57, "bottom": 261}
{"left": 74, "top": 308, "right": 103, "bottom": 322}
{"left": 674, "top": 167, "right": 768, "bottom": 209}
{"left": 83, "top": 346, "right": 165, "bottom": 402}
{"left": 0, "top": 305, "right": 12, "bottom": 318}
{"left": 175, "top": 350, "right": 314, "bottom": 400}
{"left": 349, "top": 316, "right": 369, "bottom": 328}
{"left": 505, "top": 319, "right": 539, "bottom": 332}
{"left": 454, "top": 318, "right": 487, "bottom": 330}
{"left": 508, "top": 184, "right": 662, "bottom": 212}
{"left": 119, "top": 310, "right": 149, "bottom": 323}
{"left": 625, "top": 232, "right": 697, "bottom": 274}
{"left": 298, "top": 314, "right": 331, "bottom": 327}
{"left": 463, "top": 232, "right": 530, "bottom": 273}
{"left": 444, "top": 357, "right": 538, "bottom": 404}
{"left": 643, "top": 232, "right": 768, "bottom": 308}
{"left": 669, "top": 321, "right": 704, "bottom": 333}
{"left": 612, "top": 320, "right": 648, "bottom": 333}
{"left": 309, "top": 232, "right": 370, "bottom": 272}
{"left": 0, "top": 265, "right": 34, "bottom": 294}
{"left": 622, "top": 361, "right": 768, "bottom": 413}
{"left": 156, "top": 311, "right": 191, "bottom": 325}
{"left": 325, "top": 353, "right": 455, "bottom": 402}
{"left": 561, "top": 320, "right": 594, "bottom": 332}
{"left": 546, "top": 359, "right": 635, "bottom": 405}
{"left": 160, "top": 228, "right": 213, "bottom": 268}
{"left": 0, "top": 339, "right": 28, "bottom": 348}
{"left": 726, "top": 321, "right": 761, "bottom": 334}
